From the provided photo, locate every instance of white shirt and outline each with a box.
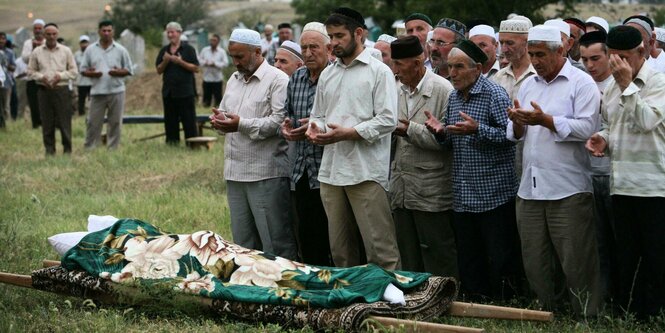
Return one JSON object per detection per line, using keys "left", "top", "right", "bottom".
{"left": 590, "top": 75, "right": 615, "bottom": 175}
{"left": 598, "top": 62, "right": 665, "bottom": 197}
{"left": 507, "top": 61, "right": 601, "bottom": 200}
{"left": 310, "top": 48, "right": 398, "bottom": 190}
{"left": 482, "top": 59, "right": 500, "bottom": 78}
{"left": 491, "top": 63, "right": 537, "bottom": 104}
{"left": 198, "top": 45, "right": 229, "bottom": 82}
{"left": 646, "top": 49, "right": 665, "bottom": 73}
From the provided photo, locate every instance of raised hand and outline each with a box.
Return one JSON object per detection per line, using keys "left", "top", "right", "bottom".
{"left": 585, "top": 133, "right": 608, "bottom": 157}
{"left": 424, "top": 111, "right": 445, "bottom": 135}
{"left": 446, "top": 112, "right": 478, "bottom": 135}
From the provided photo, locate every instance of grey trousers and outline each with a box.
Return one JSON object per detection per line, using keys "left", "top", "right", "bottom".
{"left": 516, "top": 193, "right": 601, "bottom": 315}
{"left": 227, "top": 178, "right": 298, "bottom": 260}
{"left": 393, "top": 208, "right": 458, "bottom": 277}
{"left": 321, "top": 181, "right": 401, "bottom": 270}
{"left": 85, "top": 92, "right": 125, "bottom": 149}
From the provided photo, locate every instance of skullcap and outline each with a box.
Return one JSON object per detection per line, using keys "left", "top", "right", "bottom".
{"left": 33, "top": 19, "right": 45, "bottom": 26}
{"left": 390, "top": 35, "right": 423, "bottom": 59}
{"left": 376, "top": 34, "right": 397, "bottom": 44}
{"left": 405, "top": 13, "right": 432, "bottom": 27}
{"left": 79, "top": 35, "right": 90, "bottom": 42}
{"left": 454, "top": 39, "right": 488, "bottom": 64}
{"left": 302, "top": 22, "right": 330, "bottom": 43}
{"left": 469, "top": 25, "right": 495, "bottom": 39}
{"left": 585, "top": 16, "right": 609, "bottom": 34}
{"left": 436, "top": 18, "right": 466, "bottom": 38}
{"left": 607, "top": 25, "right": 643, "bottom": 50}
{"left": 499, "top": 19, "right": 531, "bottom": 34}
{"left": 655, "top": 27, "right": 665, "bottom": 44}
{"left": 528, "top": 25, "right": 563, "bottom": 43}
{"left": 229, "top": 28, "right": 262, "bottom": 47}
{"left": 544, "top": 19, "right": 570, "bottom": 37}
{"left": 279, "top": 40, "right": 303, "bottom": 61}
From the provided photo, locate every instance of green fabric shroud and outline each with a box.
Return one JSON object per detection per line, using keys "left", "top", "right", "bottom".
{"left": 61, "top": 219, "right": 430, "bottom": 308}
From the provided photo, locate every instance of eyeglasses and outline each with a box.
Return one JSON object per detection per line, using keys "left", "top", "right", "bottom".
{"left": 428, "top": 39, "right": 455, "bottom": 47}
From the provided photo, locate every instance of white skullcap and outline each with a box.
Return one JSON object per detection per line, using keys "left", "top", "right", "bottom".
{"left": 279, "top": 40, "right": 303, "bottom": 61}
{"left": 585, "top": 16, "right": 609, "bottom": 34}
{"left": 264, "top": 24, "right": 274, "bottom": 31}
{"left": 528, "top": 25, "right": 563, "bottom": 43}
{"left": 302, "top": 22, "right": 330, "bottom": 43}
{"left": 544, "top": 19, "right": 570, "bottom": 37}
{"left": 469, "top": 25, "right": 495, "bottom": 39}
{"left": 656, "top": 27, "right": 665, "bottom": 44}
{"left": 376, "top": 34, "right": 397, "bottom": 44}
{"left": 512, "top": 15, "right": 533, "bottom": 27}
{"left": 229, "top": 28, "right": 262, "bottom": 47}
{"left": 33, "top": 19, "right": 45, "bottom": 26}
{"left": 500, "top": 19, "right": 531, "bottom": 34}
{"left": 368, "top": 47, "right": 382, "bottom": 62}
{"left": 79, "top": 35, "right": 90, "bottom": 42}
{"left": 427, "top": 30, "right": 434, "bottom": 41}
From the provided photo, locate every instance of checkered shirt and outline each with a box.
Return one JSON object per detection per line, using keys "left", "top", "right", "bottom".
{"left": 438, "top": 75, "right": 518, "bottom": 213}
{"left": 286, "top": 66, "right": 325, "bottom": 189}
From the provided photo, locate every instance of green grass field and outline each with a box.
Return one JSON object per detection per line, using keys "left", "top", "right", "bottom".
{"left": 1, "top": 112, "right": 664, "bottom": 332}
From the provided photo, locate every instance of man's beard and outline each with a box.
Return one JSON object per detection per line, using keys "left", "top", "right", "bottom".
{"left": 333, "top": 38, "right": 357, "bottom": 58}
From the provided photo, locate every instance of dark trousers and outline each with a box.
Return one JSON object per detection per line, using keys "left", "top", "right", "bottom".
{"left": 202, "top": 81, "right": 223, "bottom": 108}
{"left": 592, "top": 175, "right": 618, "bottom": 302}
{"left": 27, "top": 80, "right": 41, "bottom": 128}
{"left": 612, "top": 195, "right": 665, "bottom": 318}
{"left": 10, "top": 83, "right": 18, "bottom": 120}
{"left": 38, "top": 86, "right": 72, "bottom": 155}
{"left": 163, "top": 95, "right": 198, "bottom": 144}
{"left": 453, "top": 200, "right": 522, "bottom": 302}
{"left": 77, "top": 85, "right": 91, "bottom": 116}
{"left": 293, "top": 173, "right": 332, "bottom": 266}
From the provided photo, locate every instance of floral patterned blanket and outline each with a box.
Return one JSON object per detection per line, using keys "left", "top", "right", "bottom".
{"left": 61, "top": 219, "right": 432, "bottom": 308}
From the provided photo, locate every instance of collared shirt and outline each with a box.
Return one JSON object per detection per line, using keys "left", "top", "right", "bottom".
{"left": 21, "top": 38, "right": 38, "bottom": 63}
{"left": 568, "top": 56, "right": 587, "bottom": 73}
{"left": 491, "top": 62, "right": 537, "bottom": 103}
{"left": 392, "top": 70, "right": 454, "bottom": 212}
{"left": 156, "top": 43, "right": 198, "bottom": 98}
{"left": 590, "top": 75, "right": 614, "bottom": 176}
{"left": 424, "top": 58, "right": 433, "bottom": 71}
{"left": 198, "top": 45, "right": 229, "bottom": 82}
{"left": 28, "top": 43, "right": 78, "bottom": 86}
{"left": 598, "top": 62, "right": 665, "bottom": 197}
{"left": 436, "top": 75, "right": 517, "bottom": 213}
{"left": 483, "top": 59, "right": 500, "bottom": 79}
{"left": 508, "top": 61, "right": 600, "bottom": 200}
{"left": 646, "top": 49, "right": 665, "bottom": 73}
{"left": 285, "top": 66, "right": 326, "bottom": 189}
{"left": 74, "top": 49, "right": 92, "bottom": 86}
{"left": 310, "top": 48, "right": 398, "bottom": 190}
{"left": 219, "top": 59, "right": 289, "bottom": 182}
{"left": 81, "top": 41, "right": 133, "bottom": 95}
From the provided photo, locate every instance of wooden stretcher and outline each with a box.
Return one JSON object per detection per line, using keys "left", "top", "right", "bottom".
{"left": 0, "top": 260, "right": 553, "bottom": 333}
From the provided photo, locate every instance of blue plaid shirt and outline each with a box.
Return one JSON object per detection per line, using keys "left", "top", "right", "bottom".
{"left": 437, "top": 75, "right": 517, "bottom": 213}
{"left": 285, "top": 66, "right": 325, "bottom": 189}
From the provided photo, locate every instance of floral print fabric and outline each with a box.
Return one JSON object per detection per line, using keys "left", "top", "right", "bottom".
{"left": 61, "top": 219, "right": 430, "bottom": 308}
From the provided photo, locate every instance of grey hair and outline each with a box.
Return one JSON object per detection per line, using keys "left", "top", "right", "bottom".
{"left": 165, "top": 21, "right": 182, "bottom": 32}
{"left": 527, "top": 40, "right": 562, "bottom": 52}
{"left": 448, "top": 47, "right": 478, "bottom": 67}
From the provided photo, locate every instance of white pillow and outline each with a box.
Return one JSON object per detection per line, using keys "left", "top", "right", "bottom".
{"left": 48, "top": 231, "right": 89, "bottom": 256}
{"left": 87, "top": 215, "right": 118, "bottom": 232}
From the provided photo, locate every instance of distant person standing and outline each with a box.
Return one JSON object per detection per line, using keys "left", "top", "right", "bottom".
{"left": 261, "top": 24, "right": 275, "bottom": 57}
{"left": 198, "top": 34, "right": 228, "bottom": 107}
{"left": 156, "top": 22, "right": 199, "bottom": 144}
{"left": 81, "top": 20, "right": 133, "bottom": 150}
{"left": 267, "top": 23, "right": 293, "bottom": 65}
{"left": 74, "top": 34, "right": 92, "bottom": 116}
{"left": 28, "top": 23, "right": 78, "bottom": 155}
{"left": 21, "top": 19, "right": 46, "bottom": 128}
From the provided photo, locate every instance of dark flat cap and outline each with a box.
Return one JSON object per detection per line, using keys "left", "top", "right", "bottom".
{"left": 455, "top": 39, "right": 487, "bottom": 64}
{"left": 405, "top": 13, "right": 432, "bottom": 27}
{"left": 579, "top": 30, "right": 607, "bottom": 47}
{"left": 277, "top": 23, "right": 292, "bottom": 30}
{"left": 331, "top": 7, "right": 366, "bottom": 29}
{"left": 564, "top": 17, "right": 586, "bottom": 33}
{"left": 391, "top": 35, "right": 423, "bottom": 59}
{"left": 607, "top": 25, "right": 643, "bottom": 50}
{"left": 436, "top": 18, "right": 466, "bottom": 38}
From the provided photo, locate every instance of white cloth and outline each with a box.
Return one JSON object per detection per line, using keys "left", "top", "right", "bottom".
{"left": 544, "top": 19, "right": 570, "bottom": 37}
{"left": 382, "top": 283, "right": 406, "bottom": 305}
{"left": 198, "top": 45, "right": 229, "bottom": 82}
{"left": 507, "top": 61, "right": 600, "bottom": 200}
{"left": 310, "top": 48, "right": 398, "bottom": 190}
{"left": 229, "top": 29, "right": 262, "bottom": 47}
{"left": 528, "top": 25, "right": 562, "bottom": 42}
{"left": 469, "top": 25, "right": 495, "bottom": 38}
{"left": 646, "top": 49, "right": 665, "bottom": 73}
{"left": 598, "top": 62, "right": 665, "bottom": 197}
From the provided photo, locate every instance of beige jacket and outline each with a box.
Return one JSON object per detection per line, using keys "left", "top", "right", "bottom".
{"left": 390, "top": 70, "right": 454, "bottom": 212}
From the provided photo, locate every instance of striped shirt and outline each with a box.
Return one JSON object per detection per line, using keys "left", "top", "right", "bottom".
{"left": 219, "top": 59, "right": 289, "bottom": 182}
{"left": 598, "top": 62, "right": 665, "bottom": 197}
{"left": 437, "top": 75, "right": 517, "bottom": 213}
{"left": 285, "top": 66, "right": 326, "bottom": 189}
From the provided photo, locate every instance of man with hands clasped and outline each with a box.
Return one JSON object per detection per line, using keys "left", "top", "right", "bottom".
{"left": 506, "top": 25, "right": 601, "bottom": 315}
{"left": 585, "top": 25, "right": 665, "bottom": 319}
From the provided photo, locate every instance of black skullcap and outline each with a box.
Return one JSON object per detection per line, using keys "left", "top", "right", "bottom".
{"left": 331, "top": 7, "right": 366, "bottom": 29}
{"left": 607, "top": 25, "right": 643, "bottom": 50}
{"left": 455, "top": 39, "right": 488, "bottom": 64}
{"left": 277, "top": 22, "right": 292, "bottom": 30}
{"left": 436, "top": 18, "right": 467, "bottom": 38}
{"left": 579, "top": 30, "right": 607, "bottom": 47}
{"left": 44, "top": 22, "right": 59, "bottom": 29}
{"left": 623, "top": 15, "right": 654, "bottom": 31}
{"left": 564, "top": 18, "right": 586, "bottom": 33}
{"left": 390, "top": 35, "right": 423, "bottom": 59}
{"left": 405, "top": 13, "right": 432, "bottom": 27}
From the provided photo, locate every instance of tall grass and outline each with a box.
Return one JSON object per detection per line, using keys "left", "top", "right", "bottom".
{"left": 0, "top": 112, "right": 663, "bottom": 332}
